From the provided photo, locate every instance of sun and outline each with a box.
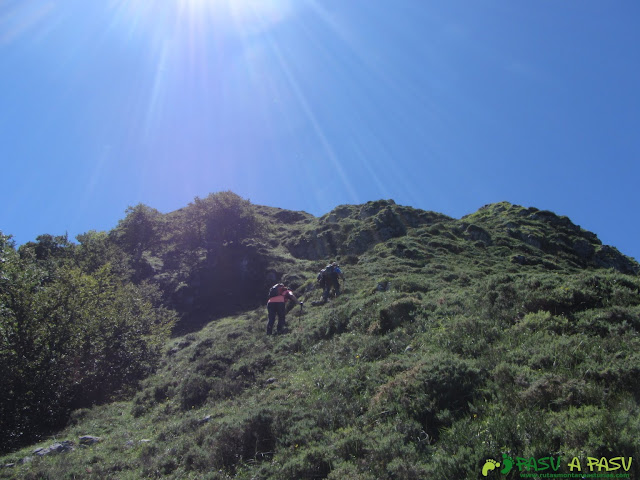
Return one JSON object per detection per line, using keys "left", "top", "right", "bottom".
{"left": 176, "top": 0, "right": 293, "bottom": 35}
{"left": 108, "top": 0, "right": 293, "bottom": 40}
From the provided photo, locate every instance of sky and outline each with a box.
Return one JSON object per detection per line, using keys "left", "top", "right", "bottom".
{"left": 1, "top": 0, "right": 639, "bottom": 261}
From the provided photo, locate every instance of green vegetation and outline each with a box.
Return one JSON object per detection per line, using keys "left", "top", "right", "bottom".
{"left": 0, "top": 232, "right": 175, "bottom": 452}
{"left": 1, "top": 196, "right": 639, "bottom": 479}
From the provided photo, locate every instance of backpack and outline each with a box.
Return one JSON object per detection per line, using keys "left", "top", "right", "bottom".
{"left": 322, "top": 264, "right": 335, "bottom": 277}
{"left": 317, "top": 265, "right": 335, "bottom": 284}
{"left": 269, "top": 284, "right": 283, "bottom": 298}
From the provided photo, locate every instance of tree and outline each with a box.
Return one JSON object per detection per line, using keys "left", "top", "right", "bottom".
{"left": 0, "top": 232, "right": 176, "bottom": 452}
{"left": 111, "top": 204, "right": 162, "bottom": 257}
{"left": 201, "top": 191, "right": 264, "bottom": 248}
{"left": 110, "top": 204, "right": 164, "bottom": 283}
{"left": 76, "top": 230, "right": 131, "bottom": 277}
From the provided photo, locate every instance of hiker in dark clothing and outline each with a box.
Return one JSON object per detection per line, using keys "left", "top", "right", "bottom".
{"left": 266, "top": 283, "right": 299, "bottom": 335}
{"left": 320, "top": 262, "right": 345, "bottom": 302}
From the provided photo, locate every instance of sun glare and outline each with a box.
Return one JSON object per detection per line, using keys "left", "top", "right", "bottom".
{"left": 188, "top": 0, "right": 292, "bottom": 33}
{"left": 114, "top": 0, "right": 293, "bottom": 36}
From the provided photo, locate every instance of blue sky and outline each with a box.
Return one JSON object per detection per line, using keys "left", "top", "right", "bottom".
{"left": 1, "top": 0, "right": 639, "bottom": 261}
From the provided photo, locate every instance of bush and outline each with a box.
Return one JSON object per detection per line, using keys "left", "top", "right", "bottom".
{"left": 370, "top": 353, "right": 484, "bottom": 437}
{"left": 377, "top": 297, "right": 421, "bottom": 333}
{"left": 179, "top": 374, "right": 212, "bottom": 410}
{"left": 0, "top": 237, "right": 175, "bottom": 451}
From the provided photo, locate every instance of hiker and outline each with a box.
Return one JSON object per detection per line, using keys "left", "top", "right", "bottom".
{"left": 266, "top": 283, "right": 299, "bottom": 335}
{"left": 318, "top": 262, "right": 345, "bottom": 302}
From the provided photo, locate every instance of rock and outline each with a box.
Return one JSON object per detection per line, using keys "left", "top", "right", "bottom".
{"left": 199, "top": 415, "right": 212, "bottom": 425}
{"left": 523, "top": 234, "right": 542, "bottom": 249}
{"left": 274, "top": 209, "right": 312, "bottom": 224}
{"left": 79, "top": 435, "right": 101, "bottom": 446}
{"left": 594, "top": 245, "right": 639, "bottom": 274}
{"left": 464, "top": 224, "right": 492, "bottom": 245}
{"left": 34, "top": 440, "right": 74, "bottom": 456}
{"left": 265, "top": 377, "right": 277, "bottom": 384}
{"left": 573, "top": 239, "right": 595, "bottom": 258}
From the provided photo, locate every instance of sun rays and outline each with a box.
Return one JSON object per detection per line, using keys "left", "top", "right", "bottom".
{"left": 2, "top": 0, "right": 386, "bottom": 217}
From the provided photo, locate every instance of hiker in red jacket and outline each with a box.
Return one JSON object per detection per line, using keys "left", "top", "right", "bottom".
{"left": 266, "top": 283, "right": 299, "bottom": 335}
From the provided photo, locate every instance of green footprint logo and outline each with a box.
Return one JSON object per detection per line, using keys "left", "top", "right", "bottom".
{"left": 482, "top": 459, "right": 501, "bottom": 476}
{"left": 501, "top": 454, "right": 514, "bottom": 474}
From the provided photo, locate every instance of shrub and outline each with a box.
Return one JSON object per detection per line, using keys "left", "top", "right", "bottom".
{"left": 179, "top": 374, "right": 212, "bottom": 410}
{"left": 370, "top": 353, "right": 484, "bottom": 437}
{"left": 186, "top": 410, "right": 276, "bottom": 474}
{"left": 377, "top": 297, "right": 421, "bottom": 333}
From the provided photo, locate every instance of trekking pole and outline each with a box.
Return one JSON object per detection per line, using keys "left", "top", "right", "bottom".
{"left": 299, "top": 302, "right": 304, "bottom": 319}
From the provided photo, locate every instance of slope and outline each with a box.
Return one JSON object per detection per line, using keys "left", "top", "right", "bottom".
{"left": 2, "top": 199, "right": 639, "bottom": 479}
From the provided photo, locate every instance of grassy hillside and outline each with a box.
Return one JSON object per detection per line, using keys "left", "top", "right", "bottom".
{"left": 2, "top": 199, "right": 639, "bottom": 479}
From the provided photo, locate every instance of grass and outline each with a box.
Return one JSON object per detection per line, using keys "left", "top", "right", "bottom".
{"left": 2, "top": 200, "right": 640, "bottom": 479}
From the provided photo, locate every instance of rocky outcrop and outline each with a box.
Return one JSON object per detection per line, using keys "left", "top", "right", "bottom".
{"left": 284, "top": 201, "right": 452, "bottom": 259}
{"left": 466, "top": 202, "right": 637, "bottom": 275}
{"left": 33, "top": 440, "right": 75, "bottom": 457}
{"left": 593, "top": 245, "right": 639, "bottom": 275}
{"left": 461, "top": 224, "right": 492, "bottom": 246}
{"left": 1, "top": 436, "right": 103, "bottom": 469}
{"left": 79, "top": 435, "right": 102, "bottom": 446}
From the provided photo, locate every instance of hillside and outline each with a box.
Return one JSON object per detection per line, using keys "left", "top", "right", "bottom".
{"left": 1, "top": 196, "right": 639, "bottom": 479}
